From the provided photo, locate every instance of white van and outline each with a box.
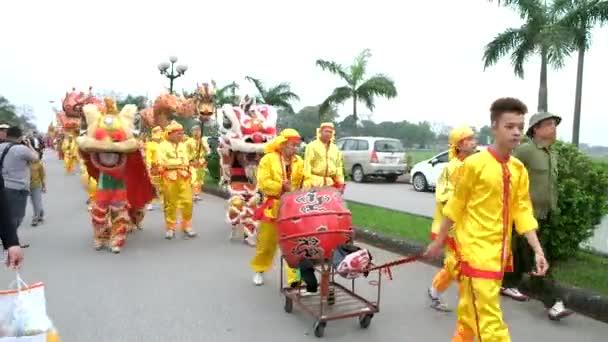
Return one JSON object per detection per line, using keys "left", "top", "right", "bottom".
{"left": 336, "top": 136, "right": 407, "bottom": 183}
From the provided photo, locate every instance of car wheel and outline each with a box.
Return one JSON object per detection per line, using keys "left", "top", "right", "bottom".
{"left": 412, "top": 173, "right": 428, "bottom": 192}
{"left": 352, "top": 166, "right": 365, "bottom": 183}
{"left": 385, "top": 175, "right": 399, "bottom": 183}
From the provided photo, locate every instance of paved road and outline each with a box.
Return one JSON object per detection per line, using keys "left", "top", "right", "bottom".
{"left": 1, "top": 156, "right": 605, "bottom": 341}
{"left": 344, "top": 181, "right": 435, "bottom": 217}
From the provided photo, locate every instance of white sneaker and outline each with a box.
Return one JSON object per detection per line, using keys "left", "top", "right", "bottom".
{"left": 184, "top": 229, "right": 197, "bottom": 238}
{"left": 548, "top": 301, "right": 574, "bottom": 320}
{"left": 500, "top": 287, "right": 529, "bottom": 301}
{"left": 146, "top": 204, "right": 154, "bottom": 211}
{"left": 165, "top": 230, "right": 175, "bottom": 240}
{"left": 253, "top": 272, "right": 264, "bottom": 286}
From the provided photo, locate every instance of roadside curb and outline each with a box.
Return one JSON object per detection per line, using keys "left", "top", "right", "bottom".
{"left": 202, "top": 186, "right": 608, "bottom": 324}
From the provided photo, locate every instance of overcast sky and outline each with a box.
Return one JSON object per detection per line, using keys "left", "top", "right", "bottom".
{"left": 1, "top": 0, "right": 606, "bottom": 146}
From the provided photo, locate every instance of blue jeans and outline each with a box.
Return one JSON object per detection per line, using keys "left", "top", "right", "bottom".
{"left": 4, "top": 188, "right": 28, "bottom": 230}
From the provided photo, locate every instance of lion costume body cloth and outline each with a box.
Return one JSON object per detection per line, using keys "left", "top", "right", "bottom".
{"left": 77, "top": 100, "right": 155, "bottom": 253}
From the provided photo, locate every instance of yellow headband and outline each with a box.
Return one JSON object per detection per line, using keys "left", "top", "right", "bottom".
{"left": 448, "top": 125, "right": 475, "bottom": 160}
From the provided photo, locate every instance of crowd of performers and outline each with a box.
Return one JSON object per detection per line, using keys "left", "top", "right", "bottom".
{"left": 50, "top": 92, "right": 571, "bottom": 341}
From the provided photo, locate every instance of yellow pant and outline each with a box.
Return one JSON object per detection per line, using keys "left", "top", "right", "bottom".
{"left": 64, "top": 156, "right": 77, "bottom": 174}
{"left": 250, "top": 221, "right": 298, "bottom": 285}
{"left": 432, "top": 248, "right": 460, "bottom": 293}
{"left": 162, "top": 177, "right": 193, "bottom": 230}
{"left": 453, "top": 276, "right": 510, "bottom": 342}
{"left": 87, "top": 177, "right": 97, "bottom": 201}
{"left": 191, "top": 166, "right": 205, "bottom": 195}
{"left": 151, "top": 175, "right": 163, "bottom": 204}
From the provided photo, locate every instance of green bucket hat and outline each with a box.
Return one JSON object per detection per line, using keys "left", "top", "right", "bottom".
{"left": 527, "top": 112, "right": 561, "bottom": 137}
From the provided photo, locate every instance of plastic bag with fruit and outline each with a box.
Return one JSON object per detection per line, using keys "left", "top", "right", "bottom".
{"left": 0, "top": 274, "right": 60, "bottom": 341}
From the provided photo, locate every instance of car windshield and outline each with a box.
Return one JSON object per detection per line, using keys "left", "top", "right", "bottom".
{"left": 374, "top": 140, "right": 404, "bottom": 152}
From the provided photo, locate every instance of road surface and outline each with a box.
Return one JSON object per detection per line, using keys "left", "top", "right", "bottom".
{"left": 344, "top": 181, "right": 434, "bottom": 217}
{"left": 1, "top": 156, "right": 605, "bottom": 341}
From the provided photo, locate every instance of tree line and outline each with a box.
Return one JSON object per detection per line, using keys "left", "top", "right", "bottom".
{"left": 0, "top": 95, "right": 37, "bottom": 131}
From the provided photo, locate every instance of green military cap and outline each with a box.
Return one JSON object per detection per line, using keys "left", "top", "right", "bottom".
{"left": 527, "top": 112, "right": 562, "bottom": 137}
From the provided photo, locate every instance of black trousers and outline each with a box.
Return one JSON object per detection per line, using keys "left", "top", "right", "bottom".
{"left": 502, "top": 219, "right": 560, "bottom": 308}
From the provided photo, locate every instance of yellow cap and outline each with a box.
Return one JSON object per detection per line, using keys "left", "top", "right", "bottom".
{"left": 264, "top": 128, "right": 301, "bottom": 154}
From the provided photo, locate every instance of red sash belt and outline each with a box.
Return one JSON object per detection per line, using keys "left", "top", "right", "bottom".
{"left": 253, "top": 196, "right": 279, "bottom": 222}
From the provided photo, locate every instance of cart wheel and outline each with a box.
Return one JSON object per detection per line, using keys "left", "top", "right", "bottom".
{"left": 313, "top": 321, "right": 326, "bottom": 338}
{"left": 359, "top": 314, "right": 373, "bottom": 329}
{"left": 284, "top": 297, "right": 293, "bottom": 313}
{"left": 327, "top": 288, "right": 335, "bottom": 306}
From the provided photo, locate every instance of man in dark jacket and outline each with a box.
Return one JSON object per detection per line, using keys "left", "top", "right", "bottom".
{"left": 0, "top": 173, "right": 23, "bottom": 269}
{"left": 501, "top": 112, "right": 573, "bottom": 320}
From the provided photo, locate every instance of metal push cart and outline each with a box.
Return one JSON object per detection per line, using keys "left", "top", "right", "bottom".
{"left": 279, "top": 257, "right": 382, "bottom": 338}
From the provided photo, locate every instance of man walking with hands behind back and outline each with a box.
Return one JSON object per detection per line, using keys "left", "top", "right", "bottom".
{"left": 501, "top": 112, "right": 573, "bottom": 320}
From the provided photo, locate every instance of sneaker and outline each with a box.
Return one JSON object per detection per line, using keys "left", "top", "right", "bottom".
{"left": 253, "top": 272, "right": 264, "bottom": 286}
{"left": 146, "top": 204, "right": 154, "bottom": 211}
{"left": 548, "top": 301, "right": 574, "bottom": 321}
{"left": 184, "top": 229, "right": 197, "bottom": 238}
{"left": 500, "top": 287, "right": 529, "bottom": 301}
{"left": 111, "top": 246, "right": 121, "bottom": 254}
{"left": 30, "top": 218, "right": 38, "bottom": 227}
{"left": 165, "top": 230, "right": 175, "bottom": 240}
{"left": 428, "top": 287, "right": 451, "bottom": 312}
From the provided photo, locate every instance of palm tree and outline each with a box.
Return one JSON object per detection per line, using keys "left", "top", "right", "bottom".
{"left": 315, "top": 49, "right": 397, "bottom": 125}
{"left": 212, "top": 81, "right": 240, "bottom": 107}
{"left": 554, "top": 0, "right": 608, "bottom": 146}
{"left": 484, "top": 0, "right": 572, "bottom": 112}
{"left": 244, "top": 76, "right": 300, "bottom": 113}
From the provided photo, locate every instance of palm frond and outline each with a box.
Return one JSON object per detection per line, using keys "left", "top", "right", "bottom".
{"left": 349, "top": 49, "right": 372, "bottom": 85}
{"left": 510, "top": 34, "right": 536, "bottom": 78}
{"left": 315, "top": 59, "right": 351, "bottom": 83}
{"left": 483, "top": 28, "right": 525, "bottom": 69}
{"left": 489, "top": 0, "right": 546, "bottom": 19}
{"left": 356, "top": 75, "right": 397, "bottom": 112}
{"left": 245, "top": 76, "right": 267, "bottom": 98}
{"left": 319, "top": 86, "right": 352, "bottom": 115}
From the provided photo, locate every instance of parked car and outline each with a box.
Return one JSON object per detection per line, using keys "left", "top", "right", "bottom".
{"left": 336, "top": 136, "right": 407, "bottom": 183}
{"left": 410, "top": 146, "right": 487, "bottom": 192}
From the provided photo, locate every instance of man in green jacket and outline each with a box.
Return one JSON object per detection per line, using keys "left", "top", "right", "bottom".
{"left": 501, "top": 112, "right": 573, "bottom": 320}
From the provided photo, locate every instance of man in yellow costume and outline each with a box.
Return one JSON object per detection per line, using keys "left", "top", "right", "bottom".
{"left": 426, "top": 98, "right": 548, "bottom": 342}
{"left": 61, "top": 133, "right": 78, "bottom": 174}
{"left": 159, "top": 121, "right": 197, "bottom": 239}
{"left": 427, "top": 126, "right": 477, "bottom": 312}
{"left": 186, "top": 125, "right": 210, "bottom": 201}
{"left": 251, "top": 128, "right": 302, "bottom": 287}
{"left": 302, "top": 122, "right": 344, "bottom": 190}
{"left": 145, "top": 126, "right": 164, "bottom": 210}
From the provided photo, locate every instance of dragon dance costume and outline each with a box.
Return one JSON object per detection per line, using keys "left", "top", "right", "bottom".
{"left": 158, "top": 121, "right": 197, "bottom": 239}
{"left": 77, "top": 99, "right": 155, "bottom": 253}
{"left": 250, "top": 129, "right": 302, "bottom": 286}
{"left": 428, "top": 126, "right": 475, "bottom": 311}
{"left": 302, "top": 122, "right": 344, "bottom": 190}
{"left": 145, "top": 126, "right": 164, "bottom": 209}
{"left": 443, "top": 148, "right": 538, "bottom": 342}
{"left": 185, "top": 125, "right": 210, "bottom": 201}
{"left": 61, "top": 134, "right": 79, "bottom": 174}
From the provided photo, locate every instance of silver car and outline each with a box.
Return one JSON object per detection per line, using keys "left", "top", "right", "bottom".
{"left": 336, "top": 136, "right": 407, "bottom": 183}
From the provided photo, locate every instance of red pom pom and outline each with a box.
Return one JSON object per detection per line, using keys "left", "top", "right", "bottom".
{"left": 94, "top": 128, "right": 108, "bottom": 140}
{"left": 112, "top": 130, "right": 126, "bottom": 142}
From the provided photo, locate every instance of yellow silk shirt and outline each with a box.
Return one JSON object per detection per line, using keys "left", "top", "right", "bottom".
{"left": 257, "top": 152, "right": 304, "bottom": 220}
{"left": 303, "top": 139, "right": 344, "bottom": 188}
{"left": 443, "top": 149, "right": 538, "bottom": 279}
{"left": 185, "top": 137, "right": 210, "bottom": 167}
{"left": 158, "top": 140, "right": 190, "bottom": 181}
{"left": 431, "top": 157, "right": 465, "bottom": 243}
{"left": 62, "top": 138, "right": 77, "bottom": 158}
{"left": 145, "top": 140, "right": 161, "bottom": 168}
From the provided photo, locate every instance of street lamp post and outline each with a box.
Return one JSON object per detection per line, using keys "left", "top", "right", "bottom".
{"left": 157, "top": 56, "right": 188, "bottom": 94}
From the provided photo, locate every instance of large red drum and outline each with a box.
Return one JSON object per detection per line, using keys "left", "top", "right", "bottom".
{"left": 277, "top": 187, "right": 353, "bottom": 268}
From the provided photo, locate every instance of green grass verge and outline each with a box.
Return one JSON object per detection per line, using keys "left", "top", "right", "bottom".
{"left": 203, "top": 174, "right": 608, "bottom": 295}
{"left": 407, "top": 150, "right": 439, "bottom": 165}
{"left": 349, "top": 201, "right": 608, "bottom": 295}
